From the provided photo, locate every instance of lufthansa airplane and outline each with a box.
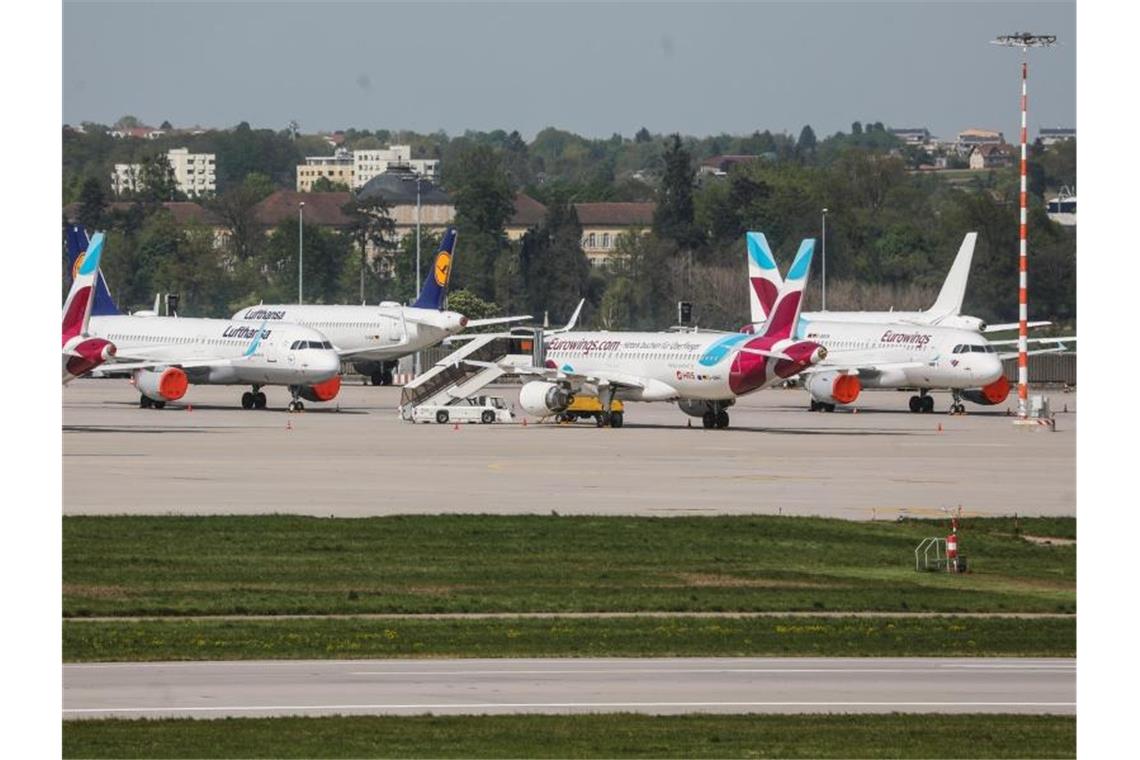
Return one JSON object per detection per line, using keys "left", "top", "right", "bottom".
{"left": 232, "top": 228, "right": 527, "bottom": 386}
{"left": 65, "top": 226, "right": 341, "bottom": 412}
{"left": 485, "top": 238, "right": 826, "bottom": 429}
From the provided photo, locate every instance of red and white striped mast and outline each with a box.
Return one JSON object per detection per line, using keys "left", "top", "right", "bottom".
{"left": 993, "top": 32, "right": 1056, "bottom": 420}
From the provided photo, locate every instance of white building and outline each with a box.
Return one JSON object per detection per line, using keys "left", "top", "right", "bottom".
{"left": 1039, "top": 128, "right": 1076, "bottom": 147}
{"left": 111, "top": 148, "right": 216, "bottom": 197}
{"left": 352, "top": 145, "right": 438, "bottom": 188}
{"left": 296, "top": 148, "right": 355, "bottom": 191}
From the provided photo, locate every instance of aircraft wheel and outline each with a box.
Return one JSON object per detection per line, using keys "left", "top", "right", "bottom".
{"left": 922, "top": 396, "right": 935, "bottom": 414}
{"left": 287, "top": 401, "right": 298, "bottom": 413}
{"left": 153, "top": 400, "right": 166, "bottom": 410}
{"left": 296, "top": 401, "right": 305, "bottom": 412}
{"left": 436, "top": 410, "right": 449, "bottom": 424}
{"left": 481, "top": 410, "right": 495, "bottom": 424}
{"left": 611, "top": 412, "right": 624, "bottom": 428}
{"left": 241, "top": 391, "right": 254, "bottom": 410}
{"left": 715, "top": 410, "right": 730, "bottom": 429}
{"left": 254, "top": 392, "right": 267, "bottom": 409}
{"left": 702, "top": 411, "right": 716, "bottom": 429}
{"left": 370, "top": 372, "right": 385, "bottom": 386}
{"left": 824, "top": 403, "right": 836, "bottom": 413}
{"left": 809, "top": 400, "right": 819, "bottom": 412}
{"left": 382, "top": 370, "right": 394, "bottom": 386}
{"left": 908, "top": 396, "right": 922, "bottom": 413}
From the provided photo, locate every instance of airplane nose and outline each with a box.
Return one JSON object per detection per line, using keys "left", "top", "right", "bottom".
{"left": 318, "top": 351, "right": 342, "bottom": 379}
{"left": 978, "top": 355, "right": 1003, "bottom": 384}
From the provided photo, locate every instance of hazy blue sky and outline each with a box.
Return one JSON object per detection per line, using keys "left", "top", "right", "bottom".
{"left": 63, "top": 0, "right": 1076, "bottom": 141}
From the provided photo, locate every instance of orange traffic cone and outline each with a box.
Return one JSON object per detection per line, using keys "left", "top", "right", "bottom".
{"left": 286, "top": 419, "right": 292, "bottom": 431}
{"left": 186, "top": 404, "right": 193, "bottom": 412}
{"left": 453, "top": 423, "right": 459, "bottom": 431}
{"left": 937, "top": 422, "right": 943, "bottom": 433}
{"left": 522, "top": 417, "right": 528, "bottom": 427}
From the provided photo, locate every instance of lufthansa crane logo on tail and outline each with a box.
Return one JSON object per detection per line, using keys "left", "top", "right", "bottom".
{"left": 71, "top": 251, "right": 87, "bottom": 280}
{"left": 434, "top": 251, "right": 452, "bottom": 287}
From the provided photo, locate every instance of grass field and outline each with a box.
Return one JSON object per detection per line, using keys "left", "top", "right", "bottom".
{"left": 63, "top": 515, "right": 1075, "bottom": 618}
{"left": 62, "top": 713, "right": 1076, "bottom": 759}
{"left": 63, "top": 614, "right": 1075, "bottom": 661}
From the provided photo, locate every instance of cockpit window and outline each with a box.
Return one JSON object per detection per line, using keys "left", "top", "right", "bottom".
{"left": 293, "top": 340, "right": 334, "bottom": 350}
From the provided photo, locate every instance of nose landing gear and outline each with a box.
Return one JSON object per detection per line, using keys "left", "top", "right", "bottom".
{"left": 949, "top": 390, "right": 967, "bottom": 415}
{"left": 286, "top": 385, "right": 306, "bottom": 414}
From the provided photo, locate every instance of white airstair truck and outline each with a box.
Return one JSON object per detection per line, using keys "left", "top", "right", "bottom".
{"left": 399, "top": 329, "right": 541, "bottom": 423}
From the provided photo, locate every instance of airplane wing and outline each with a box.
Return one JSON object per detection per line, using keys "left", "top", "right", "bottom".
{"left": 463, "top": 358, "right": 659, "bottom": 394}
{"left": 985, "top": 321, "right": 1052, "bottom": 333}
{"left": 466, "top": 315, "right": 533, "bottom": 328}
{"left": 804, "top": 350, "right": 928, "bottom": 377}
{"left": 986, "top": 336, "right": 1076, "bottom": 347}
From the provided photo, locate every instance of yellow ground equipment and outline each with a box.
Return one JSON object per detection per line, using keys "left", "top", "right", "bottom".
{"left": 556, "top": 396, "right": 625, "bottom": 427}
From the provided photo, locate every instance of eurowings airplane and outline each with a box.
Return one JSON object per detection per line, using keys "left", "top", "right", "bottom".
{"left": 65, "top": 226, "right": 341, "bottom": 411}
{"left": 62, "top": 230, "right": 116, "bottom": 384}
{"left": 231, "top": 228, "right": 528, "bottom": 385}
{"left": 745, "top": 230, "right": 1051, "bottom": 333}
{"left": 487, "top": 239, "right": 826, "bottom": 429}
{"left": 742, "top": 232, "right": 1072, "bottom": 414}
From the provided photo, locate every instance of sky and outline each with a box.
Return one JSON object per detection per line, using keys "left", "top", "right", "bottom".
{"left": 62, "top": 0, "right": 1075, "bottom": 142}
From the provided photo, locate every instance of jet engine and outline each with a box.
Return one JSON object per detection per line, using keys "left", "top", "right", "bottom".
{"left": 518, "top": 381, "right": 572, "bottom": 417}
{"left": 804, "top": 371, "right": 862, "bottom": 405}
{"left": 298, "top": 375, "right": 342, "bottom": 403}
{"left": 133, "top": 367, "right": 189, "bottom": 402}
{"left": 961, "top": 375, "right": 1011, "bottom": 406}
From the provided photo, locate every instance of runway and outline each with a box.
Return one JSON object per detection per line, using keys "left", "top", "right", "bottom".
{"left": 63, "top": 657, "right": 1075, "bottom": 719}
{"left": 63, "top": 381, "right": 1076, "bottom": 518}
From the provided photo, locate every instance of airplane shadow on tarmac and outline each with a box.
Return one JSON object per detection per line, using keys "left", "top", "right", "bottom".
{"left": 603, "top": 421, "right": 919, "bottom": 436}
{"left": 97, "top": 401, "right": 370, "bottom": 415}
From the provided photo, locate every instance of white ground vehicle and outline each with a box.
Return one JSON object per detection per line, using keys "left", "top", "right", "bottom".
{"left": 411, "top": 395, "right": 515, "bottom": 424}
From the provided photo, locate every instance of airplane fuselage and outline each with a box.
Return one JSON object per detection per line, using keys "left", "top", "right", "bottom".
{"left": 543, "top": 330, "right": 824, "bottom": 402}
{"left": 794, "top": 319, "right": 1004, "bottom": 390}
{"left": 88, "top": 316, "right": 341, "bottom": 386}
{"left": 233, "top": 304, "right": 464, "bottom": 362}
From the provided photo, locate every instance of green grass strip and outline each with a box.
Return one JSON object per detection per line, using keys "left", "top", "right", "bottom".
{"left": 63, "top": 615, "right": 1074, "bottom": 662}
{"left": 64, "top": 515, "right": 1075, "bottom": 617}
{"left": 62, "top": 713, "right": 1076, "bottom": 759}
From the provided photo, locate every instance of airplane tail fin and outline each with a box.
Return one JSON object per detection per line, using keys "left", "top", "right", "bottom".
{"left": 62, "top": 231, "right": 106, "bottom": 342}
{"left": 746, "top": 231, "right": 784, "bottom": 323}
{"left": 66, "top": 224, "right": 121, "bottom": 316}
{"left": 411, "top": 227, "right": 457, "bottom": 310}
{"left": 926, "top": 232, "right": 977, "bottom": 320}
{"left": 758, "top": 238, "right": 815, "bottom": 341}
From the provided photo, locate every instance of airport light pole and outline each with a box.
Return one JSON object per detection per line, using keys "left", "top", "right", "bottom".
{"left": 821, "top": 208, "right": 828, "bottom": 311}
{"left": 298, "top": 201, "right": 305, "bottom": 304}
{"left": 992, "top": 32, "right": 1056, "bottom": 420}
{"left": 414, "top": 175, "right": 423, "bottom": 377}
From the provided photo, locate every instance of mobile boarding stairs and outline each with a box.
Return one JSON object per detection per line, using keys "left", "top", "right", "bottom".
{"left": 398, "top": 329, "right": 545, "bottom": 421}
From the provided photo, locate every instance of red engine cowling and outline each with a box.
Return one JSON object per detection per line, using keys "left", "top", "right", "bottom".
{"left": 133, "top": 367, "right": 189, "bottom": 402}
{"left": 804, "top": 370, "right": 862, "bottom": 405}
{"left": 961, "top": 375, "right": 1011, "bottom": 406}
{"left": 299, "top": 375, "right": 342, "bottom": 403}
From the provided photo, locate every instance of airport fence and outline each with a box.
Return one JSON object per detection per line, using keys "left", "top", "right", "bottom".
{"left": 1002, "top": 352, "right": 1076, "bottom": 387}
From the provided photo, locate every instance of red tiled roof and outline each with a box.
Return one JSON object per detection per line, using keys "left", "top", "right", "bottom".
{"left": 63, "top": 201, "right": 223, "bottom": 226}
{"left": 573, "top": 202, "right": 655, "bottom": 227}
{"left": 510, "top": 194, "right": 547, "bottom": 227}
{"left": 254, "top": 191, "right": 353, "bottom": 227}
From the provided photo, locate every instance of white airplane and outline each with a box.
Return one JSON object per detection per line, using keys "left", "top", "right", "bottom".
{"left": 745, "top": 231, "right": 1050, "bottom": 334}
{"left": 231, "top": 228, "right": 528, "bottom": 385}
{"left": 742, "top": 232, "right": 1072, "bottom": 414}
{"left": 484, "top": 238, "right": 827, "bottom": 429}
{"left": 66, "top": 226, "right": 342, "bottom": 412}
{"left": 62, "top": 230, "right": 116, "bottom": 384}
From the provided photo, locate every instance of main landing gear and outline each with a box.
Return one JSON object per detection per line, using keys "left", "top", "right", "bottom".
{"left": 370, "top": 370, "right": 394, "bottom": 386}
{"left": 908, "top": 391, "right": 935, "bottom": 414}
{"left": 701, "top": 406, "right": 731, "bottom": 429}
{"left": 241, "top": 386, "right": 268, "bottom": 410}
{"left": 594, "top": 386, "right": 624, "bottom": 428}
{"left": 139, "top": 395, "right": 165, "bottom": 409}
{"left": 810, "top": 400, "right": 837, "bottom": 413}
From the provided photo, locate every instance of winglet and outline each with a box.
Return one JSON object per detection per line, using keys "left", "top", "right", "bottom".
{"left": 411, "top": 227, "right": 457, "bottom": 310}
{"left": 759, "top": 238, "right": 814, "bottom": 341}
{"left": 561, "top": 299, "right": 585, "bottom": 332}
{"left": 746, "top": 232, "right": 783, "bottom": 323}
{"left": 927, "top": 232, "right": 977, "bottom": 319}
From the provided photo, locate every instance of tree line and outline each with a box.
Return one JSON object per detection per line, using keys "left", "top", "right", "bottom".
{"left": 64, "top": 119, "right": 1076, "bottom": 331}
